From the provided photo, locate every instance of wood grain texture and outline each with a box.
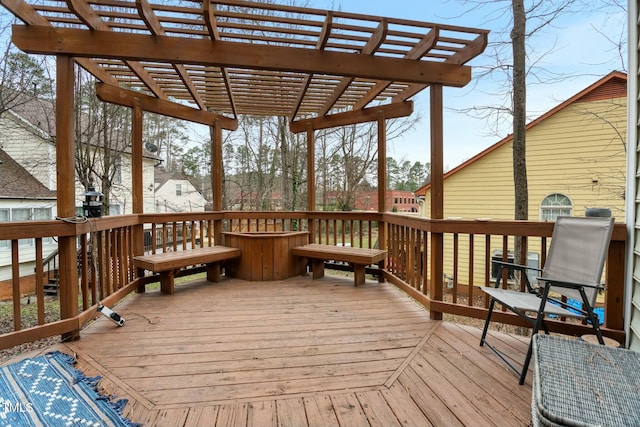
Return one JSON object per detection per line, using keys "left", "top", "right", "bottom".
{"left": 23, "top": 275, "right": 533, "bottom": 426}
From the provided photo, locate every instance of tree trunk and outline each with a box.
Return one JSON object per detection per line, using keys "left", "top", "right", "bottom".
{"left": 512, "top": 0, "right": 528, "bottom": 289}
{"left": 512, "top": 0, "right": 527, "bottom": 221}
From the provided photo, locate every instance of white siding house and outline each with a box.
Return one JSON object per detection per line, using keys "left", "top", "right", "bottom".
{"left": 0, "top": 95, "right": 158, "bottom": 215}
{"left": 0, "top": 94, "right": 157, "bottom": 290}
{"left": 154, "top": 168, "right": 207, "bottom": 212}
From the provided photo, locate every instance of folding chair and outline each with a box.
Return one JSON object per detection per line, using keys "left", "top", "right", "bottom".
{"left": 479, "top": 216, "right": 615, "bottom": 385}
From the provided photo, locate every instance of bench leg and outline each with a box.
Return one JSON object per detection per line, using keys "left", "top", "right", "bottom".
{"left": 311, "top": 259, "right": 325, "bottom": 279}
{"left": 160, "top": 270, "right": 176, "bottom": 295}
{"left": 353, "top": 264, "right": 365, "bottom": 286}
{"left": 136, "top": 267, "right": 147, "bottom": 293}
{"left": 206, "top": 263, "right": 221, "bottom": 283}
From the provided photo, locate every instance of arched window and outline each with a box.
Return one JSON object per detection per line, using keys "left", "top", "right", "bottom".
{"left": 540, "top": 193, "right": 572, "bottom": 221}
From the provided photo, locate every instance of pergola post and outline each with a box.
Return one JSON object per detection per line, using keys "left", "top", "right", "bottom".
{"left": 307, "top": 125, "right": 315, "bottom": 240}
{"left": 377, "top": 113, "right": 387, "bottom": 280}
{"left": 430, "top": 84, "right": 444, "bottom": 320}
{"left": 56, "top": 55, "right": 80, "bottom": 340}
{"left": 212, "top": 119, "right": 223, "bottom": 243}
{"left": 131, "top": 100, "right": 146, "bottom": 292}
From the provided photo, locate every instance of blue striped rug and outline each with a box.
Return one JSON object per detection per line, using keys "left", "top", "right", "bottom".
{"left": 0, "top": 351, "right": 139, "bottom": 427}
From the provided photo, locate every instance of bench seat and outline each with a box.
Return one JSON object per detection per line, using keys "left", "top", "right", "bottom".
{"left": 133, "top": 246, "right": 241, "bottom": 294}
{"left": 291, "top": 243, "right": 387, "bottom": 286}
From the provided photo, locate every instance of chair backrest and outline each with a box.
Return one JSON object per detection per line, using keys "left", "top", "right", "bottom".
{"left": 541, "top": 216, "right": 615, "bottom": 305}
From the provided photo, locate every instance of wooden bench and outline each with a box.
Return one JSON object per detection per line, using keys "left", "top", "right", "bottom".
{"left": 291, "top": 243, "right": 387, "bottom": 286}
{"left": 133, "top": 246, "right": 241, "bottom": 294}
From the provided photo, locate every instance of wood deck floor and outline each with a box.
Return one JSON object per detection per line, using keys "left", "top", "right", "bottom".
{"left": 18, "top": 275, "right": 533, "bottom": 426}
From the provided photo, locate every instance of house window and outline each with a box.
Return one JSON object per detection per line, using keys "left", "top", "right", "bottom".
{"left": 0, "top": 209, "right": 8, "bottom": 249}
{"left": 33, "top": 207, "right": 54, "bottom": 244}
{"left": 540, "top": 193, "right": 572, "bottom": 221}
{"left": 109, "top": 204, "right": 121, "bottom": 216}
{"left": 0, "top": 207, "right": 54, "bottom": 249}
{"left": 176, "top": 183, "right": 182, "bottom": 196}
{"left": 33, "top": 208, "right": 52, "bottom": 221}
{"left": 13, "top": 208, "right": 32, "bottom": 246}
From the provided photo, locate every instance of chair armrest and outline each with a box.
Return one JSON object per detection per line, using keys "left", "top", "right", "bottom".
{"left": 492, "top": 260, "right": 542, "bottom": 273}
{"left": 491, "top": 260, "right": 540, "bottom": 294}
{"left": 538, "top": 277, "right": 605, "bottom": 291}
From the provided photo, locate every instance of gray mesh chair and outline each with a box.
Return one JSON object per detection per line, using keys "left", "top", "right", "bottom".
{"left": 479, "top": 216, "right": 615, "bottom": 384}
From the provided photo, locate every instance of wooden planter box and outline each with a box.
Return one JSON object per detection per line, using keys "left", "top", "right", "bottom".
{"left": 223, "top": 231, "right": 309, "bottom": 281}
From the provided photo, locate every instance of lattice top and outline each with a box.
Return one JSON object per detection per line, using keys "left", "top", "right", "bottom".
{"left": 2, "top": 0, "right": 488, "bottom": 124}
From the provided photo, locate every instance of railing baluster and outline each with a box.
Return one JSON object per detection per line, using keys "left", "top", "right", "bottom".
{"left": 80, "top": 233, "right": 89, "bottom": 310}
{"left": 97, "top": 231, "right": 105, "bottom": 301}
{"left": 468, "top": 234, "right": 474, "bottom": 307}
{"left": 11, "top": 240, "right": 20, "bottom": 331}
{"left": 90, "top": 232, "right": 97, "bottom": 305}
{"left": 35, "top": 238, "right": 45, "bottom": 325}
{"left": 502, "top": 235, "right": 509, "bottom": 289}
{"left": 453, "top": 233, "right": 459, "bottom": 303}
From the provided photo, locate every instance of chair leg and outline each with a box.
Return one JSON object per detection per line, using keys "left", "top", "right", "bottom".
{"left": 579, "top": 288, "right": 605, "bottom": 345}
{"left": 519, "top": 284, "right": 551, "bottom": 385}
{"left": 480, "top": 298, "right": 496, "bottom": 346}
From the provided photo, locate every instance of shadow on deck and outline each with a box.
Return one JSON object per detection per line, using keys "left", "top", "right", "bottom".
{"left": 15, "top": 275, "right": 533, "bottom": 426}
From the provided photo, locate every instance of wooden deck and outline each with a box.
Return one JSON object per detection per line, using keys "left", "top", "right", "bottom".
{"left": 16, "top": 275, "right": 533, "bottom": 426}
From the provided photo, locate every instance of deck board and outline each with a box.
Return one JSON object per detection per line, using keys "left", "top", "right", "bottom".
{"left": 14, "top": 275, "right": 532, "bottom": 426}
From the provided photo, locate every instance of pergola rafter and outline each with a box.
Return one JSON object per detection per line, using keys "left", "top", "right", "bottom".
{"left": 317, "top": 18, "right": 388, "bottom": 117}
{"left": 203, "top": 0, "right": 237, "bottom": 118}
{"left": 66, "top": 0, "right": 169, "bottom": 99}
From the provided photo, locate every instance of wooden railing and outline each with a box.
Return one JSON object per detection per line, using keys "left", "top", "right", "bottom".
{"left": 0, "top": 211, "right": 627, "bottom": 350}
{"left": 0, "top": 215, "right": 139, "bottom": 349}
{"left": 382, "top": 213, "right": 627, "bottom": 342}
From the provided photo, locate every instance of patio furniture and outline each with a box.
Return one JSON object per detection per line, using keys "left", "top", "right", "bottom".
{"left": 532, "top": 334, "right": 640, "bottom": 426}
{"left": 479, "top": 216, "right": 615, "bottom": 384}
{"left": 223, "top": 231, "right": 309, "bottom": 281}
{"left": 133, "top": 246, "right": 241, "bottom": 294}
{"left": 291, "top": 243, "right": 387, "bottom": 286}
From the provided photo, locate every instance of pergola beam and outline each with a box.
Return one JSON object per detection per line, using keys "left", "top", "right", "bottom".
{"left": 12, "top": 25, "right": 473, "bottom": 87}
{"left": 290, "top": 101, "right": 413, "bottom": 133}
{"left": 95, "top": 83, "right": 238, "bottom": 130}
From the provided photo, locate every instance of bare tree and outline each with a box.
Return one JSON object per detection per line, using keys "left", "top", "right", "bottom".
{"left": 74, "top": 71, "right": 132, "bottom": 215}
{"left": 512, "top": 0, "right": 527, "bottom": 223}
{"left": 573, "top": 95, "right": 627, "bottom": 212}
{"left": 143, "top": 112, "right": 188, "bottom": 172}
{"left": 0, "top": 18, "right": 54, "bottom": 121}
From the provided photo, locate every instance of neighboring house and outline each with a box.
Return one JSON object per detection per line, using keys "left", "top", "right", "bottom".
{"left": 0, "top": 93, "right": 157, "bottom": 295}
{"left": 414, "top": 71, "right": 627, "bottom": 285}
{"left": 345, "top": 190, "right": 418, "bottom": 212}
{"left": 154, "top": 168, "right": 208, "bottom": 212}
{"left": 0, "top": 93, "right": 158, "bottom": 215}
{"left": 415, "top": 71, "right": 627, "bottom": 221}
{"left": 0, "top": 148, "right": 57, "bottom": 291}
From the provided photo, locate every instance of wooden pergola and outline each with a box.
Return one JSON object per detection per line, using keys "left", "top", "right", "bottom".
{"left": 1, "top": 0, "right": 488, "bottom": 324}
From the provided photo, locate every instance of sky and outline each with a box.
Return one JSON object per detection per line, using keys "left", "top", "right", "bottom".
{"left": 310, "top": 0, "right": 628, "bottom": 170}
